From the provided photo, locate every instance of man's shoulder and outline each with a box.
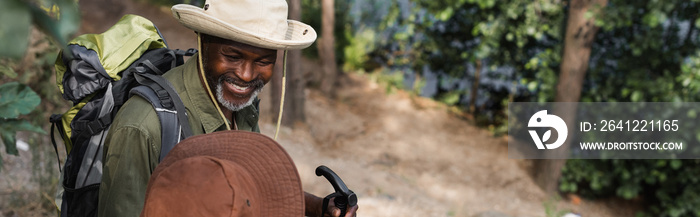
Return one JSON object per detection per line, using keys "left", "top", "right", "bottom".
{"left": 105, "top": 94, "right": 161, "bottom": 156}
{"left": 111, "top": 95, "right": 159, "bottom": 133}
{"left": 110, "top": 57, "right": 195, "bottom": 137}
{"left": 161, "top": 57, "right": 196, "bottom": 97}
{"left": 162, "top": 61, "right": 187, "bottom": 81}
{"left": 162, "top": 56, "right": 196, "bottom": 85}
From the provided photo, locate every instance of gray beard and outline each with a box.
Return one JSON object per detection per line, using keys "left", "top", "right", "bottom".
{"left": 215, "top": 79, "right": 262, "bottom": 112}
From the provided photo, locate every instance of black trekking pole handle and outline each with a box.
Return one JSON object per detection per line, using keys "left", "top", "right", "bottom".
{"left": 316, "top": 165, "right": 357, "bottom": 216}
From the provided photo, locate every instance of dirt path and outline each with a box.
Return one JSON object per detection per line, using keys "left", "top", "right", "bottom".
{"left": 1, "top": 0, "right": 639, "bottom": 216}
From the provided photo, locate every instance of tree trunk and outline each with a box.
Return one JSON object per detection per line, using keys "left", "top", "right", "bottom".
{"left": 532, "top": 0, "right": 608, "bottom": 194}
{"left": 318, "top": 0, "right": 338, "bottom": 96}
{"left": 270, "top": 0, "right": 305, "bottom": 127}
{"left": 469, "top": 59, "right": 481, "bottom": 114}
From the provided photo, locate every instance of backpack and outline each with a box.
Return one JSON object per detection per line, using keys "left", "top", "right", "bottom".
{"left": 49, "top": 14, "right": 196, "bottom": 217}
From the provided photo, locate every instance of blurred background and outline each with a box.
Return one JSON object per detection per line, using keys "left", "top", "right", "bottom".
{"left": 2, "top": 0, "right": 700, "bottom": 216}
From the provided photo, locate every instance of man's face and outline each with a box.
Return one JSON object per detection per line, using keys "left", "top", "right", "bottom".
{"left": 201, "top": 34, "right": 277, "bottom": 112}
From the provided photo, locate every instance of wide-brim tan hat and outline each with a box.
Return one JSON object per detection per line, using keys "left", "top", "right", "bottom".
{"left": 171, "top": 0, "right": 317, "bottom": 50}
{"left": 141, "top": 131, "right": 304, "bottom": 217}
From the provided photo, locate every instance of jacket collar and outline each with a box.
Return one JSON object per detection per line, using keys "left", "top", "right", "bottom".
{"left": 182, "top": 53, "right": 226, "bottom": 133}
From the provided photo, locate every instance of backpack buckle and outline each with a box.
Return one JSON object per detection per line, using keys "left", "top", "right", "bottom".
{"left": 185, "top": 48, "right": 197, "bottom": 56}
{"left": 50, "top": 114, "right": 63, "bottom": 123}
{"left": 86, "top": 115, "right": 112, "bottom": 135}
{"left": 86, "top": 120, "right": 102, "bottom": 135}
{"left": 155, "top": 89, "right": 173, "bottom": 109}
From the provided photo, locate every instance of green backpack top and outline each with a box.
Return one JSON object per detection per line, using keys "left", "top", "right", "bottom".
{"left": 53, "top": 14, "right": 165, "bottom": 149}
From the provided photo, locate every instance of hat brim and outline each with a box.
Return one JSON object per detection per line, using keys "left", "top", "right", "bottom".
{"left": 172, "top": 4, "right": 316, "bottom": 50}
{"left": 150, "top": 131, "right": 304, "bottom": 217}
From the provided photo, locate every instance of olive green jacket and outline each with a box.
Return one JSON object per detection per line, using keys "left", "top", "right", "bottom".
{"left": 97, "top": 54, "right": 260, "bottom": 217}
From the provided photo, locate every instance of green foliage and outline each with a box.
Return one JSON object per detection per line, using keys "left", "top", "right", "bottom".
{"left": 582, "top": 0, "right": 700, "bottom": 103}
{"left": 0, "top": 82, "right": 42, "bottom": 119}
{"left": 0, "top": 0, "right": 32, "bottom": 58}
{"left": 300, "top": 0, "right": 321, "bottom": 59}
{"left": 0, "top": 64, "right": 19, "bottom": 78}
{"left": 368, "top": 69, "right": 405, "bottom": 94}
{"left": 415, "top": 0, "right": 564, "bottom": 79}
{"left": 1, "top": 120, "right": 46, "bottom": 155}
{"left": 0, "top": 28, "right": 65, "bottom": 213}
{"left": 33, "top": 0, "right": 80, "bottom": 46}
{"left": 437, "top": 90, "right": 463, "bottom": 106}
{"left": 352, "top": 0, "right": 700, "bottom": 119}
{"left": 0, "top": 82, "right": 46, "bottom": 171}
{"left": 561, "top": 7, "right": 700, "bottom": 215}
{"left": 343, "top": 28, "right": 377, "bottom": 72}
{"left": 344, "top": 0, "right": 565, "bottom": 126}
{"left": 542, "top": 196, "right": 570, "bottom": 217}
{"left": 0, "top": 0, "right": 78, "bottom": 173}
{"left": 340, "top": 0, "right": 700, "bottom": 215}
{"left": 300, "top": 0, "right": 351, "bottom": 64}
{"left": 0, "top": 0, "right": 79, "bottom": 59}
{"left": 561, "top": 159, "right": 700, "bottom": 216}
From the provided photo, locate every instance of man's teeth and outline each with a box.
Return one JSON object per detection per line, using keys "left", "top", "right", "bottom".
{"left": 232, "top": 84, "right": 249, "bottom": 91}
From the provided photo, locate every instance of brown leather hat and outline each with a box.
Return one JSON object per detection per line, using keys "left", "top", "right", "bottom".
{"left": 140, "top": 131, "right": 304, "bottom": 217}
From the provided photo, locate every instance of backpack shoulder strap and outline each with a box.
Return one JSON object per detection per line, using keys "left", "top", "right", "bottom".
{"left": 130, "top": 86, "right": 183, "bottom": 161}
{"left": 129, "top": 68, "right": 193, "bottom": 161}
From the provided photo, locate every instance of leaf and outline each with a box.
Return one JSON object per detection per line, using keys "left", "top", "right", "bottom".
{"left": 526, "top": 57, "right": 539, "bottom": 69}
{"left": 542, "top": 130, "right": 552, "bottom": 143}
{"left": 29, "top": 0, "right": 80, "bottom": 51}
{"left": 621, "top": 88, "right": 630, "bottom": 97}
{"left": 670, "top": 160, "right": 682, "bottom": 170}
{"left": 506, "top": 33, "right": 514, "bottom": 41}
{"left": 437, "top": 7, "right": 453, "bottom": 21}
{"left": 631, "top": 90, "right": 643, "bottom": 102}
{"left": 0, "top": 119, "right": 45, "bottom": 156}
{"left": 0, "top": 121, "right": 18, "bottom": 156}
{"left": 0, "top": 0, "right": 32, "bottom": 58}
{"left": 527, "top": 81, "right": 538, "bottom": 92}
{"left": 438, "top": 91, "right": 461, "bottom": 106}
{"left": 0, "top": 82, "right": 41, "bottom": 119}
{"left": 475, "top": 44, "right": 491, "bottom": 59}
{"left": 0, "top": 65, "right": 17, "bottom": 78}
{"left": 632, "top": 47, "right": 642, "bottom": 56}
{"left": 14, "top": 119, "right": 46, "bottom": 134}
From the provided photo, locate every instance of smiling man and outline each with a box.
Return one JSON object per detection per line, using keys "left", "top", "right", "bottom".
{"left": 98, "top": 0, "right": 358, "bottom": 216}
{"left": 202, "top": 34, "right": 274, "bottom": 121}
